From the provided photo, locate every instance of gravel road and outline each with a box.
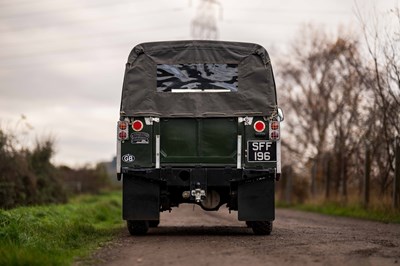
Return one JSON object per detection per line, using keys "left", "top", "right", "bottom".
{"left": 87, "top": 205, "right": 400, "bottom": 266}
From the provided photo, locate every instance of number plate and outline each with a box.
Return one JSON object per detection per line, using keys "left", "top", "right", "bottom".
{"left": 247, "top": 141, "right": 277, "bottom": 162}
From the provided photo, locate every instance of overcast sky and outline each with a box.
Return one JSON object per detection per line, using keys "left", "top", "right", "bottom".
{"left": 0, "top": 0, "right": 397, "bottom": 167}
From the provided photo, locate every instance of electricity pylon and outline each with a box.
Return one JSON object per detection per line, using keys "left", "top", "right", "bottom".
{"left": 191, "top": 0, "right": 222, "bottom": 40}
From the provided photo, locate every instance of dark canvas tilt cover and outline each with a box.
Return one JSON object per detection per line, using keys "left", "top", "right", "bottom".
{"left": 120, "top": 40, "right": 277, "bottom": 117}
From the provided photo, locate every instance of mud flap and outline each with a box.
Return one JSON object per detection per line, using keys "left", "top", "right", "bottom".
{"left": 237, "top": 178, "right": 275, "bottom": 221}
{"left": 123, "top": 176, "right": 160, "bottom": 221}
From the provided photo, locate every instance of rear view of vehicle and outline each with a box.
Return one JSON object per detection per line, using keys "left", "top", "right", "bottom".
{"left": 117, "top": 41, "right": 283, "bottom": 235}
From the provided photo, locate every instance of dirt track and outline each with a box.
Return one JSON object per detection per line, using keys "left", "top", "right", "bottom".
{"left": 88, "top": 205, "right": 400, "bottom": 266}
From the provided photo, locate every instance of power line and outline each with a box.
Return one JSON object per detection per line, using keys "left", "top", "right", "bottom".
{"left": 0, "top": 0, "right": 159, "bottom": 18}
{"left": 0, "top": 24, "right": 189, "bottom": 63}
{"left": 0, "top": 7, "right": 185, "bottom": 33}
{"left": 0, "top": 33, "right": 194, "bottom": 69}
{"left": 0, "top": 22, "right": 189, "bottom": 54}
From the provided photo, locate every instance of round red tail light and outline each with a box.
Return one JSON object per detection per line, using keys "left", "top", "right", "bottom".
{"left": 270, "top": 121, "right": 279, "bottom": 130}
{"left": 118, "top": 121, "right": 127, "bottom": 130}
{"left": 132, "top": 120, "right": 144, "bottom": 131}
{"left": 118, "top": 131, "right": 127, "bottom": 139}
{"left": 254, "top": 121, "right": 266, "bottom": 132}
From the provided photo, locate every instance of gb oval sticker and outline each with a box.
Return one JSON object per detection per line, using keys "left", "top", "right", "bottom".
{"left": 122, "top": 154, "right": 135, "bottom": 163}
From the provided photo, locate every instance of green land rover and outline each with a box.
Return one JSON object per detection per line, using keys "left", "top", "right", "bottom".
{"left": 117, "top": 40, "right": 283, "bottom": 235}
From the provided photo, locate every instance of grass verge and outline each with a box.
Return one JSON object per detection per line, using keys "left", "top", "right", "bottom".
{"left": 0, "top": 191, "right": 123, "bottom": 266}
{"left": 277, "top": 201, "right": 400, "bottom": 224}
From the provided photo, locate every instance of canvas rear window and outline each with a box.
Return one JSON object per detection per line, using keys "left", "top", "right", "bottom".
{"left": 157, "top": 63, "right": 238, "bottom": 93}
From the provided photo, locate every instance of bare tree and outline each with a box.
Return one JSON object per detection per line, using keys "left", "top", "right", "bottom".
{"left": 278, "top": 26, "right": 367, "bottom": 198}
{"left": 355, "top": 3, "right": 400, "bottom": 196}
{"left": 278, "top": 4, "right": 400, "bottom": 204}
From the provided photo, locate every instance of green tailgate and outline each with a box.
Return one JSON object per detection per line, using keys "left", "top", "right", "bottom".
{"left": 160, "top": 118, "right": 237, "bottom": 164}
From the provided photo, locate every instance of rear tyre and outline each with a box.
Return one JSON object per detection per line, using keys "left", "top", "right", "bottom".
{"left": 127, "top": 220, "right": 149, "bottom": 235}
{"left": 249, "top": 221, "right": 273, "bottom": 235}
{"left": 149, "top": 220, "right": 160, "bottom": 228}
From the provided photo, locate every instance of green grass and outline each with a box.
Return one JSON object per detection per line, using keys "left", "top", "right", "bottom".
{"left": 0, "top": 191, "right": 124, "bottom": 266}
{"left": 277, "top": 201, "right": 400, "bottom": 224}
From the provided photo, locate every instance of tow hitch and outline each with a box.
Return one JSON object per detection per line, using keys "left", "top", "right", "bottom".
{"left": 191, "top": 182, "right": 206, "bottom": 202}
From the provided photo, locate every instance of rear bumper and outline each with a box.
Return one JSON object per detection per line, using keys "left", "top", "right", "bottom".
{"left": 121, "top": 166, "right": 276, "bottom": 186}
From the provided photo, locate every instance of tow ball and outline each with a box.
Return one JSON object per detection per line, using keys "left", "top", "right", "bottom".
{"left": 190, "top": 182, "right": 206, "bottom": 203}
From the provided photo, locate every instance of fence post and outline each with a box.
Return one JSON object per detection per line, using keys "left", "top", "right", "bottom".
{"left": 325, "top": 154, "right": 331, "bottom": 199}
{"left": 311, "top": 159, "right": 317, "bottom": 197}
{"left": 393, "top": 137, "right": 400, "bottom": 209}
{"left": 285, "top": 166, "right": 292, "bottom": 205}
{"left": 363, "top": 141, "right": 371, "bottom": 208}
